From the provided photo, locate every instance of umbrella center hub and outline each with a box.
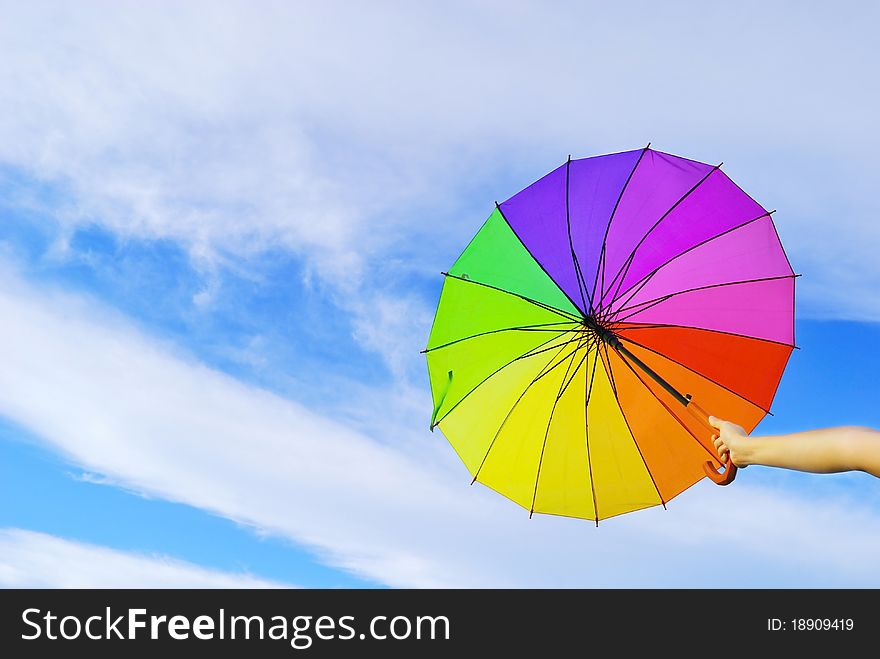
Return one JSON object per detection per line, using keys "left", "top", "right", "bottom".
{"left": 581, "top": 314, "right": 620, "bottom": 349}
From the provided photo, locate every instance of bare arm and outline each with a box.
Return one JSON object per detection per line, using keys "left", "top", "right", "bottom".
{"left": 709, "top": 416, "right": 880, "bottom": 478}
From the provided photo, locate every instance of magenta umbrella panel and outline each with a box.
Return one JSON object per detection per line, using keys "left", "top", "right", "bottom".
{"left": 499, "top": 147, "right": 794, "bottom": 341}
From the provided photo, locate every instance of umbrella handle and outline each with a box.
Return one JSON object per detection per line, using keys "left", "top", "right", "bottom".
{"left": 685, "top": 398, "right": 738, "bottom": 486}
{"left": 702, "top": 456, "right": 737, "bottom": 486}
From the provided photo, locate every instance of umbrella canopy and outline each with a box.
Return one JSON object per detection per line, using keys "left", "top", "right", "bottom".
{"left": 425, "top": 146, "right": 796, "bottom": 522}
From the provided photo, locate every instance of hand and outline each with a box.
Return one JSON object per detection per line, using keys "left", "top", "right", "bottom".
{"left": 709, "top": 416, "right": 749, "bottom": 468}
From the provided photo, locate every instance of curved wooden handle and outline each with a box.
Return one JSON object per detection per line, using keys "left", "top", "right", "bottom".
{"left": 703, "top": 459, "right": 737, "bottom": 485}
{"left": 686, "top": 398, "right": 738, "bottom": 486}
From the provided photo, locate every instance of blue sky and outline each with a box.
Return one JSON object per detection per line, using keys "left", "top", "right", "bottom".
{"left": 1, "top": 1, "right": 880, "bottom": 587}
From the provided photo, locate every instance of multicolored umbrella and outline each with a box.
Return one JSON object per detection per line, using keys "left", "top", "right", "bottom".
{"left": 425, "top": 145, "right": 796, "bottom": 522}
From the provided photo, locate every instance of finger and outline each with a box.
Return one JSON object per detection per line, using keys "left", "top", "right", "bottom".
{"left": 708, "top": 415, "right": 721, "bottom": 429}
{"left": 713, "top": 436, "right": 724, "bottom": 450}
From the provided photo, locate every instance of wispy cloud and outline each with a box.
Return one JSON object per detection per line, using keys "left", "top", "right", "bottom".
{"left": 1, "top": 261, "right": 880, "bottom": 587}
{"left": 0, "top": 528, "right": 287, "bottom": 588}
{"left": 1, "top": 1, "right": 879, "bottom": 589}
{"left": 2, "top": 1, "right": 879, "bottom": 329}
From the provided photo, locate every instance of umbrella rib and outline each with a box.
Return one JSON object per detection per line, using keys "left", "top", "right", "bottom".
{"left": 608, "top": 274, "right": 799, "bottom": 325}
{"left": 573, "top": 252, "right": 593, "bottom": 316}
{"left": 529, "top": 337, "right": 588, "bottom": 517}
{"left": 442, "top": 271, "right": 581, "bottom": 322}
{"left": 471, "top": 335, "right": 587, "bottom": 483}
{"left": 766, "top": 214, "right": 798, "bottom": 350}
{"left": 790, "top": 258, "right": 796, "bottom": 354}
{"left": 583, "top": 336, "right": 601, "bottom": 524}
{"left": 608, "top": 210, "right": 776, "bottom": 311}
{"left": 598, "top": 343, "right": 666, "bottom": 510}
{"left": 602, "top": 163, "right": 722, "bottom": 306}
{"left": 422, "top": 320, "right": 578, "bottom": 354}
{"left": 561, "top": 334, "right": 595, "bottom": 394}
{"left": 564, "top": 156, "right": 594, "bottom": 315}
{"left": 432, "top": 329, "right": 584, "bottom": 429}
{"left": 592, "top": 143, "right": 650, "bottom": 317}
{"left": 612, "top": 321, "right": 798, "bottom": 350}
{"left": 494, "top": 203, "right": 588, "bottom": 318}
{"left": 611, "top": 346, "right": 720, "bottom": 462}
{"left": 614, "top": 332, "right": 774, "bottom": 415}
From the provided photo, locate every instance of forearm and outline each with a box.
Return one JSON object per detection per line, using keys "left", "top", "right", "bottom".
{"left": 738, "top": 426, "right": 880, "bottom": 477}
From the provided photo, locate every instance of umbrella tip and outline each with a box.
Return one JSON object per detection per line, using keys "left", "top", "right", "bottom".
{"left": 645, "top": 141, "right": 651, "bottom": 149}
{"left": 529, "top": 510, "right": 534, "bottom": 519}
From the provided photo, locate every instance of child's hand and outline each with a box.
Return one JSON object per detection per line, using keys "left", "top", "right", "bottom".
{"left": 709, "top": 416, "right": 749, "bottom": 467}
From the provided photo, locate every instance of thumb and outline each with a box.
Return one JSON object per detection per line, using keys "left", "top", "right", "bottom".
{"left": 708, "top": 415, "right": 721, "bottom": 429}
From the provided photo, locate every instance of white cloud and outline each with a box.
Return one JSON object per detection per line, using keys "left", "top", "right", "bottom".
{"left": 2, "top": 263, "right": 880, "bottom": 587}
{"left": 0, "top": 528, "right": 285, "bottom": 588}
{"left": 1, "top": 2, "right": 879, "bottom": 588}
{"left": 1, "top": 1, "right": 879, "bottom": 325}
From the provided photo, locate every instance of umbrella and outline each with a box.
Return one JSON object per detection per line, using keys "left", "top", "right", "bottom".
{"left": 424, "top": 145, "right": 796, "bottom": 522}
